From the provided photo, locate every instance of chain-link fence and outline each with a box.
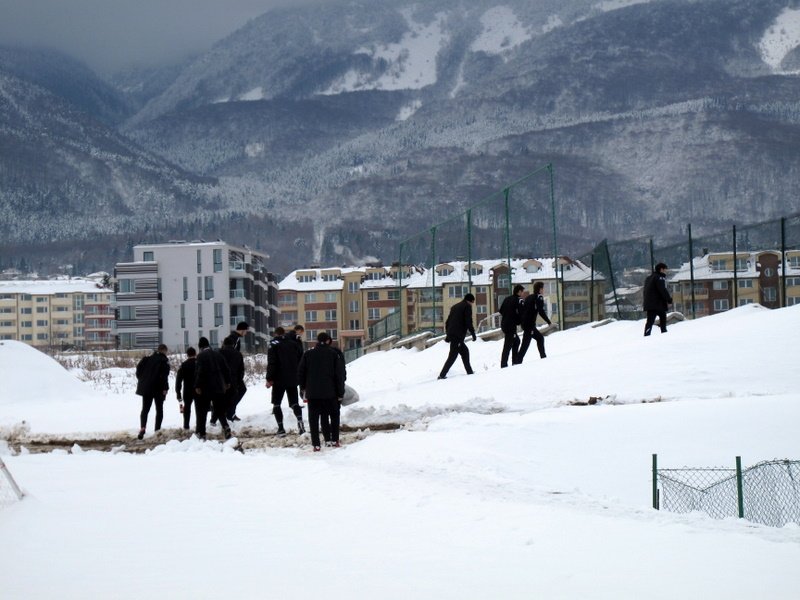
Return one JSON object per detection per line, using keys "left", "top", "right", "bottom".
{"left": 653, "top": 455, "right": 800, "bottom": 527}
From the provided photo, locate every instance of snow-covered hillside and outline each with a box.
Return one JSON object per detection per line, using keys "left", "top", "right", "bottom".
{"left": 1, "top": 304, "right": 798, "bottom": 598}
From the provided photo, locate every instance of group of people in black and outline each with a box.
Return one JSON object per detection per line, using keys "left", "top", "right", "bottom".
{"left": 438, "top": 282, "right": 553, "bottom": 379}
{"left": 135, "top": 321, "right": 348, "bottom": 452}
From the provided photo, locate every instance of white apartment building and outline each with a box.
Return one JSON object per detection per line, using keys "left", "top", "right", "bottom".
{"left": 114, "top": 241, "right": 278, "bottom": 352}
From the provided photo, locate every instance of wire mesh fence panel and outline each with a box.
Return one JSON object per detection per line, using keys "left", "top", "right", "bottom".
{"left": 505, "top": 166, "right": 557, "bottom": 262}
{"left": 658, "top": 460, "right": 800, "bottom": 527}
{"left": 741, "top": 460, "right": 800, "bottom": 527}
{"left": 659, "top": 468, "right": 739, "bottom": 519}
{"left": 471, "top": 189, "right": 510, "bottom": 267}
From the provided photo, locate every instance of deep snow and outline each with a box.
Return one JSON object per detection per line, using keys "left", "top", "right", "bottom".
{"left": 1, "top": 304, "right": 799, "bottom": 599}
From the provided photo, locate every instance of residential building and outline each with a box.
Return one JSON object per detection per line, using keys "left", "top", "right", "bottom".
{"left": 278, "top": 257, "right": 605, "bottom": 348}
{"left": 113, "top": 241, "right": 277, "bottom": 352}
{"left": 0, "top": 277, "right": 114, "bottom": 349}
{"left": 670, "top": 250, "right": 800, "bottom": 316}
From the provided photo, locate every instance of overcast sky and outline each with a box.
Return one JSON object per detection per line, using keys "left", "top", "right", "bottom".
{"left": 0, "top": 0, "right": 319, "bottom": 75}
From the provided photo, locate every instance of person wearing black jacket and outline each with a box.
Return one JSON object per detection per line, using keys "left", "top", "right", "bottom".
{"left": 175, "top": 347, "right": 197, "bottom": 430}
{"left": 643, "top": 262, "right": 673, "bottom": 336}
{"left": 518, "top": 281, "right": 552, "bottom": 362}
{"left": 135, "top": 344, "right": 170, "bottom": 440}
{"left": 194, "top": 336, "right": 233, "bottom": 440}
{"left": 438, "top": 293, "right": 477, "bottom": 380}
{"left": 297, "top": 332, "right": 346, "bottom": 451}
{"left": 266, "top": 327, "right": 305, "bottom": 436}
{"left": 499, "top": 284, "right": 524, "bottom": 368}
{"left": 220, "top": 334, "right": 246, "bottom": 422}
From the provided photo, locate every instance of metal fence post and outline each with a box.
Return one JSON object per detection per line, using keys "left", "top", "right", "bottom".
{"left": 688, "top": 223, "right": 696, "bottom": 319}
{"left": 652, "top": 453, "right": 659, "bottom": 510}
{"left": 733, "top": 225, "right": 738, "bottom": 308}
{"left": 781, "top": 217, "right": 787, "bottom": 308}
{"left": 504, "top": 187, "right": 511, "bottom": 294}
{"left": 590, "top": 253, "right": 595, "bottom": 322}
{"left": 735, "top": 456, "right": 745, "bottom": 518}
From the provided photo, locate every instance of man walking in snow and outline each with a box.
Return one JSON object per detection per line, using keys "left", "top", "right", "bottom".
{"left": 266, "top": 326, "right": 305, "bottom": 436}
{"left": 297, "top": 332, "right": 345, "bottom": 452}
{"left": 175, "top": 346, "right": 198, "bottom": 431}
{"left": 438, "top": 292, "right": 477, "bottom": 379}
{"left": 518, "top": 281, "right": 552, "bottom": 362}
{"left": 135, "top": 344, "right": 170, "bottom": 440}
{"left": 499, "top": 284, "right": 524, "bottom": 368}
{"left": 194, "top": 336, "right": 233, "bottom": 440}
{"left": 220, "top": 334, "right": 246, "bottom": 422}
{"left": 643, "top": 262, "right": 673, "bottom": 336}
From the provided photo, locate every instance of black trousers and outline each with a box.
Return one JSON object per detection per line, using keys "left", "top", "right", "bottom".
{"left": 308, "top": 398, "right": 340, "bottom": 447}
{"left": 194, "top": 396, "right": 211, "bottom": 438}
{"left": 518, "top": 326, "right": 546, "bottom": 361}
{"left": 271, "top": 383, "right": 302, "bottom": 425}
{"left": 500, "top": 331, "right": 520, "bottom": 367}
{"left": 207, "top": 391, "right": 230, "bottom": 430}
{"left": 439, "top": 340, "right": 473, "bottom": 378}
{"left": 226, "top": 384, "right": 246, "bottom": 419}
{"left": 140, "top": 394, "right": 165, "bottom": 430}
{"left": 181, "top": 393, "right": 196, "bottom": 430}
{"left": 644, "top": 310, "right": 667, "bottom": 336}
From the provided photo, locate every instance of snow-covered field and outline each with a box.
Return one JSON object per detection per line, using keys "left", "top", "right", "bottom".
{"left": 1, "top": 304, "right": 799, "bottom": 599}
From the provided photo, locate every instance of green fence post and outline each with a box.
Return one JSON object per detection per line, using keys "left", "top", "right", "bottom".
{"left": 781, "top": 217, "right": 787, "bottom": 308}
{"left": 652, "top": 453, "right": 659, "bottom": 510}
{"left": 688, "top": 224, "right": 696, "bottom": 319}
{"left": 504, "top": 187, "right": 512, "bottom": 294}
{"left": 467, "top": 209, "right": 473, "bottom": 292}
{"left": 604, "top": 240, "right": 621, "bottom": 320}
{"left": 590, "top": 253, "right": 595, "bottom": 322}
{"left": 736, "top": 456, "right": 744, "bottom": 518}
{"left": 649, "top": 238, "right": 654, "bottom": 273}
{"left": 398, "top": 243, "right": 404, "bottom": 335}
{"left": 733, "top": 225, "right": 738, "bottom": 309}
{"left": 431, "top": 227, "right": 437, "bottom": 333}
{"left": 548, "top": 163, "right": 558, "bottom": 270}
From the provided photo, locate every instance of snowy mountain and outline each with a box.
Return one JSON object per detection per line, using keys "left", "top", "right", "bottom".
{"left": 3, "top": 0, "right": 800, "bottom": 273}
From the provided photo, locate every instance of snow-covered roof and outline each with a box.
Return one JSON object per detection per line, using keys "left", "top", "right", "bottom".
{"left": 670, "top": 251, "right": 800, "bottom": 282}
{"left": 0, "top": 278, "right": 111, "bottom": 295}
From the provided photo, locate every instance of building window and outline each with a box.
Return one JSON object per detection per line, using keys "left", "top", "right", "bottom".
{"left": 36, "top": 319, "right": 48, "bottom": 327}
{"left": 566, "top": 302, "right": 588, "bottom": 317}
{"left": 470, "top": 266, "right": 483, "bottom": 276}
{"left": 387, "top": 290, "right": 400, "bottom": 300}
{"left": 119, "top": 279, "right": 133, "bottom": 293}
{"left": 449, "top": 285, "right": 470, "bottom": 298}
{"left": 349, "top": 319, "right": 360, "bottom": 330}
{"left": 305, "top": 293, "right": 316, "bottom": 303}
{"left": 35, "top": 296, "right": 47, "bottom": 303}
{"left": 204, "top": 276, "right": 214, "bottom": 300}
{"left": 366, "top": 271, "right": 384, "bottom": 281}
{"left": 36, "top": 307, "right": 48, "bottom": 313}
{"left": 36, "top": 333, "right": 48, "bottom": 340}
{"left": 279, "top": 294, "right": 297, "bottom": 306}
{"left": 20, "top": 307, "right": 32, "bottom": 314}
{"left": 475, "top": 286, "right": 487, "bottom": 294}
{"left": 305, "top": 311, "right": 317, "bottom": 322}
{"left": 368, "top": 308, "right": 380, "bottom": 320}
{"left": 348, "top": 300, "right": 359, "bottom": 312}
{"left": 184, "top": 331, "right": 189, "bottom": 347}
{"left": 73, "top": 326, "right": 83, "bottom": 337}
{"left": 73, "top": 295, "right": 84, "bottom": 310}
{"left": 180, "top": 304, "right": 186, "bottom": 328}
{"left": 324, "top": 292, "right": 337, "bottom": 302}
{"left": 763, "top": 267, "right": 775, "bottom": 277}
{"left": 214, "top": 303, "right": 224, "bottom": 327}
{"left": 348, "top": 281, "right": 360, "bottom": 293}
{"left": 209, "top": 330, "right": 218, "bottom": 346}
{"left": 324, "top": 309, "right": 337, "bottom": 321}
{"left": 712, "top": 280, "right": 728, "bottom": 290}
{"left": 789, "top": 256, "right": 800, "bottom": 268}
{"left": 496, "top": 274, "right": 510, "bottom": 290}
{"left": 476, "top": 305, "right": 487, "bottom": 314}
{"left": 786, "top": 277, "right": 800, "bottom": 287}
{"left": 198, "top": 304, "right": 203, "bottom": 327}
{"left": 213, "top": 249, "right": 222, "bottom": 272}
{"left": 763, "top": 287, "right": 777, "bottom": 302}
{"left": 118, "top": 306, "right": 135, "bottom": 321}
{"left": 196, "top": 250, "right": 202, "bottom": 274}
{"left": 735, "top": 258, "right": 748, "bottom": 271}
{"left": 321, "top": 273, "right": 338, "bottom": 282}
{"left": 143, "top": 251, "right": 154, "bottom": 261}
{"left": 420, "top": 307, "right": 443, "bottom": 322}
{"left": 710, "top": 259, "right": 727, "bottom": 271}
{"left": 298, "top": 274, "right": 316, "bottom": 283}
{"left": 0, "top": 321, "right": 12, "bottom": 327}
{"left": 197, "top": 277, "right": 202, "bottom": 300}
{"left": 788, "top": 297, "right": 800, "bottom": 306}
{"left": 367, "top": 291, "right": 379, "bottom": 301}
{"left": 738, "top": 298, "right": 753, "bottom": 306}
{"left": 183, "top": 277, "right": 188, "bottom": 301}
{"left": 713, "top": 299, "right": 729, "bottom": 311}
{"left": 737, "top": 279, "right": 753, "bottom": 289}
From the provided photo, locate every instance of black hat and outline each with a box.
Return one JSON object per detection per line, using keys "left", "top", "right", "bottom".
{"left": 198, "top": 336, "right": 210, "bottom": 349}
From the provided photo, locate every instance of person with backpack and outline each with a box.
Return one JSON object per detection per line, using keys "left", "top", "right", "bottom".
{"left": 135, "top": 344, "right": 170, "bottom": 440}
{"left": 175, "top": 346, "right": 198, "bottom": 431}
{"left": 643, "top": 262, "right": 673, "bottom": 336}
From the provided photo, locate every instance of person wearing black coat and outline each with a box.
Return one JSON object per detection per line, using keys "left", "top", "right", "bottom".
{"left": 135, "top": 344, "right": 170, "bottom": 440}
{"left": 518, "top": 281, "right": 553, "bottom": 362}
{"left": 266, "top": 327, "right": 305, "bottom": 436}
{"left": 643, "top": 262, "right": 673, "bottom": 336}
{"left": 499, "top": 284, "right": 525, "bottom": 368}
{"left": 220, "top": 334, "right": 246, "bottom": 421}
{"left": 297, "top": 332, "right": 346, "bottom": 451}
{"left": 175, "top": 347, "right": 197, "bottom": 430}
{"left": 438, "top": 293, "right": 477, "bottom": 380}
{"left": 194, "top": 336, "right": 233, "bottom": 440}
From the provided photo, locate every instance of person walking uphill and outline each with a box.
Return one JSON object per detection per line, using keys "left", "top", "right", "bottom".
{"left": 297, "top": 332, "right": 345, "bottom": 452}
{"left": 643, "top": 262, "right": 673, "bottom": 336}
{"left": 266, "top": 326, "right": 305, "bottom": 436}
{"left": 499, "top": 284, "right": 525, "bottom": 368}
{"left": 175, "top": 347, "right": 198, "bottom": 430}
{"left": 194, "top": 336, "right": 233, "bottom": 440}
{"left": 135, "top": 344, "right": 170, "bottom": 440}
{"left": 518, "top": 281, "right": 552, "bottom": 362}
{"left": 438, "top": 293, "right": 477, "bottom": 380}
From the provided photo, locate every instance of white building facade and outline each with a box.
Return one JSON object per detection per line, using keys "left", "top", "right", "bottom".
{"left": 114, "top": 241, "right": 278, "bottom": 352}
